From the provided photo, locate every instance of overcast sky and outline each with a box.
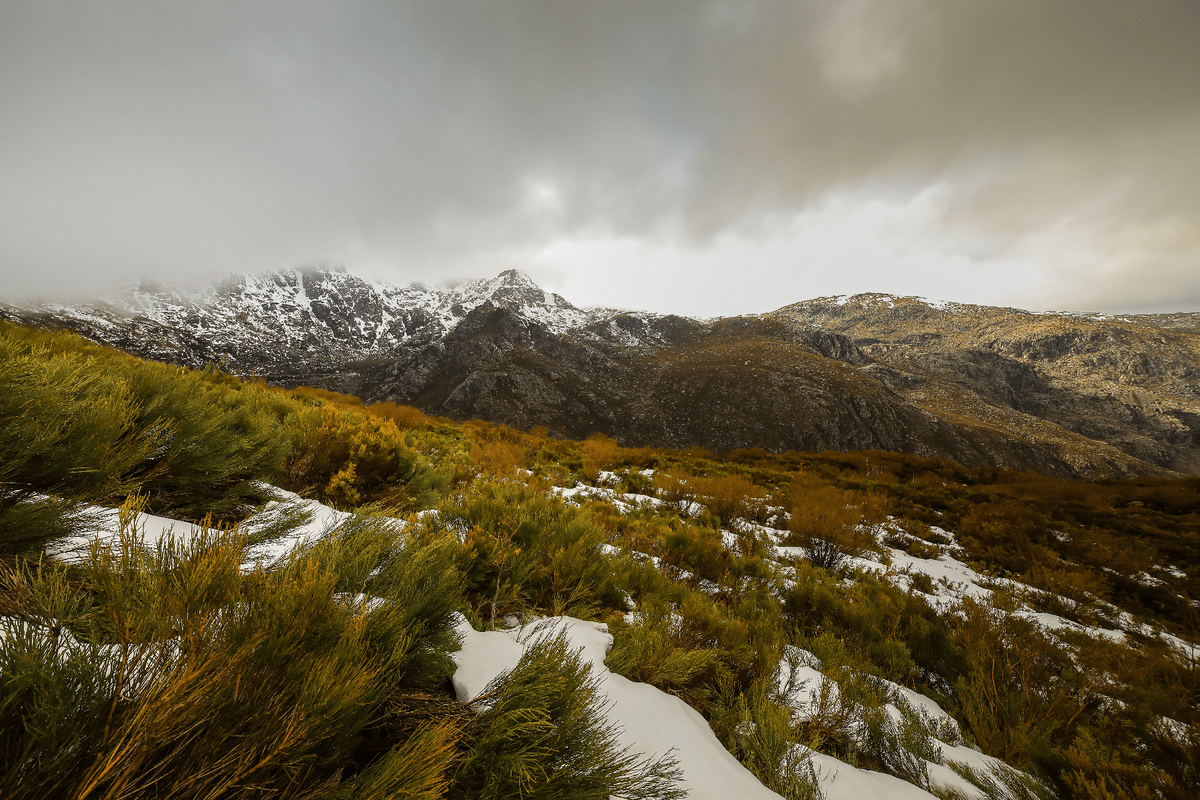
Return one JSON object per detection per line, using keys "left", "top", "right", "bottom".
{"left": 2, "top": 1, "right": 1199, "bottom": 316}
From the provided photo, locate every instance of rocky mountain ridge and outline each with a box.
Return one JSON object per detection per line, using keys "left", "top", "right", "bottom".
{"left": 770, "top": 294, "right": 1200, "bottom": 474}
{"left": 4, "top": 270, "right": 1198, "bottom": 478}
{"left": 6, "top": 267, "right": 597, "bottom": 379}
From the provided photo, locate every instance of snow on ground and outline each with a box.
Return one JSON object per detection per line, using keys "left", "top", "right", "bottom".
{"left": 453, "top": 614, "right": 802, "bottom": 800}
{"left": 775, "top": 647, "right": 1008, "bottom": 800}
{"left": 46, "top": 484, "right": 369, "bottom": 571}
{"left": 559, "top": 473, "right": 1177, "bottom": 656}
{"left": 450, "top": 612, "right": 1015, "bottom": 800}
{"left": 19, "top": 477, "right": 1186, "bottom": 800}
{"left": 551, "top": 482, "right": 669, "bottom": 514}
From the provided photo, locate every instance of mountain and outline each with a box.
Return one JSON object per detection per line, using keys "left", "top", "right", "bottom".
{"left": 4, "top": 269, "right": 1199, "bottom": 478}
{"left": 769, "top": 294, "right": 1200, "bottom": 475}
{"left": 2, "top": 267, "right": 593, "bottom": 386}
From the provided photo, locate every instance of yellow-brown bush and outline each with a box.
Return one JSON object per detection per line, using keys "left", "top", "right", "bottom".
{"left": 582, "top": 433, "right": 619, "bottom": 481}
{"left": 289, "top": 384, "right": 364, "bottom": 406}
{"left": 653, "top": 469, "right": 696, "bottom": 512}
{"left": 692, "top": 474, "right": 766, "bottom": 526}
{"left": 365, "top": 400, "right": 434, "bottom": 429}
{"left": 786, "top": 475, "right": 881, "bottom": 571}
{"left": 471, "top": 437, "right": 529, "bottom": 480}
{"left": 284, "top": 404, "right": 441, "bottom": 509}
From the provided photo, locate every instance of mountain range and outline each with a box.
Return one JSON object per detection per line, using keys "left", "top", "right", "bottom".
{"left": 4, "top": 266, "right": 1198, "bottom": 479}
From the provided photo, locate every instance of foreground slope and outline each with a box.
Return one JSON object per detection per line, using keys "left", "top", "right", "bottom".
{"left": 2, "top": 324, "right": 1197, "bottom": 799}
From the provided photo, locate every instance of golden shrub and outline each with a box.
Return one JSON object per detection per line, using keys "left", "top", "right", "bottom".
{"left": 691, "top": 474, "right": 766, "bottom": 525}
{"left": 582, "top": 433, "right": 619, "bottom": 481}
{"left": 366, "top": 401, "right": 434, "bottom": 429}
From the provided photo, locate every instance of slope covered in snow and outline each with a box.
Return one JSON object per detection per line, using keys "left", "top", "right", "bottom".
{"left": 0, "top": 266, "right": 639, "bottom": 380}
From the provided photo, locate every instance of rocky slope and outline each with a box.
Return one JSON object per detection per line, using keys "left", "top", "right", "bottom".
{"left": 4, "top": 271, "right": 1198, "bottom": 478}
{"left": 770, "top": 295, "right": 1200, "bottom": 475}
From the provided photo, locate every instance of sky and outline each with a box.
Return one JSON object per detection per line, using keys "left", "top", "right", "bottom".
{"left": 2, "top": 0, "right": 1199, "bottom": 317}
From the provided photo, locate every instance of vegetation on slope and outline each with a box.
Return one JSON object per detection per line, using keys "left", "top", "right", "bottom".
{"left": 1, "top": 321, "right": 1197, "bottom": 799}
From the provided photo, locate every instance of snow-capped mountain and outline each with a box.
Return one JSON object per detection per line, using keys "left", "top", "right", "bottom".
{"left": 4, "top": 268, "right": 1199, "bottom": 479}
{"left": 119, "top": 265, "right": 597, "bottom": 352}
{"left": 4, "top": 267, "right": 618, "bottom": 379}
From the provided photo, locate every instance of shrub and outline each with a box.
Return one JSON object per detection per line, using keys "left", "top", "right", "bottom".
{"left": 284, "top": 404, "right": 446, "bottom": 510}
{"left": 654, "top": 469, "right": 697, "bottom": 513}
{"left": 711, "top": 678, "right": 821, "bottom": 800}
{"left": 434, "top": 482, "right": 628, "bottom": 625}
{"left": 450, "top": 630, "right": 686, "bottom": 800}
{"left": 786, "top": 483, "right": 873, "bottom": 572}
{"left": 472, "top": 437, "right": 529, "bottom": 480}
{"left": 0, "top": 327, "right": 286, "bottom": 523}
{"left": 0, "top": 505, "right": 467, "bottom": 799}
{"left": 364, "top": 401, "right": 434, "bottom": 429}
{"left": 952, "top": 597, "right": 1092, "bottom": 770}
{"left": 606, "top": 602, "right": 723, "bottom": 697}
{"left": 582, "top": 433, "right": 619, "bottom": 482}
{"left": 692, "top": 473, "right": 766, "bottom": 526}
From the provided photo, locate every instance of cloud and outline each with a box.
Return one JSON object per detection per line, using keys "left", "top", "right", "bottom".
{"left": 0, "top": 0, "right": 1197, "bottom": 311}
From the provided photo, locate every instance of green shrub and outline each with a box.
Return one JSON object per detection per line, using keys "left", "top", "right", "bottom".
{"left": 606, "top": 602, "right": 723, "bottom": 697}
{"left": 434, "top": 482, "right": 628, "bottom": 625}
{"left": 450, "top": 630, "right": 686, "bottom": 800}
{"left": 0, "top": 325, "right": 286, "bottom": 524}
{"left": 0, "top": 503, "right": 467, "bottom": 799}
{"left": 711, "top": 677, "right": 822, "bottom": 800}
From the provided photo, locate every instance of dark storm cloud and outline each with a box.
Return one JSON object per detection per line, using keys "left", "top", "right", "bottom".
{"left": 1, "top": 1, "right": 1198, "bottom": 311}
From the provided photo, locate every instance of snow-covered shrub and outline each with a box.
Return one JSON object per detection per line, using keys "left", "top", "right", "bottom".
{"left": 711, "top": 678, "right": 822, "bottom": 800}
{"left": 450, "top": 631, "right": 686, "bottom": 800}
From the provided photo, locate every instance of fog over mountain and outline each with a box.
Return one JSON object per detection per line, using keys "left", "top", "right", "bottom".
{"left": 1, "top": 1, "right": 1199, "bottom": 316}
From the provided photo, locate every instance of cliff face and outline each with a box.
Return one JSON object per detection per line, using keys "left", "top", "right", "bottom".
{"left": 5, "top": 273, "right": 1198, "bottom": 479}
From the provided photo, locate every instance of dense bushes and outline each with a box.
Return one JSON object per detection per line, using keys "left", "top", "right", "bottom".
{"left": 0, "top": 508, "right": 464, "bottom": 799}
{"left": 283, "top": 403, "right": 448, "bottom": 510}
{"left": 785, "top": 474, "right": 890, "bottom": 571}
{"left": 2, "top": 320, "right": 1198, "bottom": 799}
{"left": 450, "top": 632, "right": 685, "bottom": 800}
{"left": 0, "top": 324, "right": 288, "bottom": 541}
{"left": 428, "top": 482, "right": 631, "bottom": 625}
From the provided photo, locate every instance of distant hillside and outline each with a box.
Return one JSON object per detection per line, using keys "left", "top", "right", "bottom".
{"left": 4, "top": 270, "right": 1199, "bottom": 478}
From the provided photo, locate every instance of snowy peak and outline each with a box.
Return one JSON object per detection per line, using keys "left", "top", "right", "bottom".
{"left": 16, "top": 266, "right": 616, "bottom": 379}
{"left": 435, "top": 269, "right": 590, "bottom": 333}
{"left": 105, "top": 265, "right": 595, "bottom": 341}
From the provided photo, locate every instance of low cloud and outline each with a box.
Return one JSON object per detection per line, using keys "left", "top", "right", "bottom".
{"left": 1, "top": 0, "right": 1197, "bottom": 311}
